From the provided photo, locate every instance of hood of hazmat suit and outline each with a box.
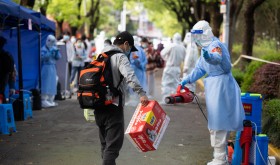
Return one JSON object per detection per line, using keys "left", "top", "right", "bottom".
{"left": 46, "top": 35, "right": 57, "bottom": 49}
{"left": 172, "top": 32, "right": 182, "bottom": 44}
{"left": 191, "top": 20, "right": 214, "bottom": 47}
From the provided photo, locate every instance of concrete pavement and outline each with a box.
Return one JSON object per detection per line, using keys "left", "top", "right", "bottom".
{"left": 0, "top": 70, "right": 212, "bottom": 165}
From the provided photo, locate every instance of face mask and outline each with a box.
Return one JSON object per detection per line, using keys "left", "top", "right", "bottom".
{"left": 195, "top": 38, "right": 212, "bottom": 48}
{"left": 124, "top": 44, "right": 131, "bottom": 57}
{"left": 63, "top": 35, "right": 70, "bottom": 41}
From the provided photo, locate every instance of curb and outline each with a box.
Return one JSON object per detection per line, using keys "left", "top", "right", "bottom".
{"left": 269, "top": 144, "right": 280, "bottom": 165}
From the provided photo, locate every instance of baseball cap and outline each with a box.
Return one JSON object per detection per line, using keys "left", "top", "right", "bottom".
{"left": 115, "top": 31, "right": 138, "bottom": 51}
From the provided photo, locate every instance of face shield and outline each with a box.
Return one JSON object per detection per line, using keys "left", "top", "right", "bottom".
{"left": 191, "top": 30, "right": 204, "bottom": 47}
{"left": 46, "top": 35, "right": 56, "bottom": 49}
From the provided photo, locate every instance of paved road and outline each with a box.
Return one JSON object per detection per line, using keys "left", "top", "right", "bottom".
{"left": 0, "top": 70, "right": 212, "bottom": 165}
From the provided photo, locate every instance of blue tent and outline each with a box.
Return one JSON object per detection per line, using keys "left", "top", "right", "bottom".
{"left": 0, "top": 0, "right": 55, "bottom": 90}
{"left": 0, "top": 0, "right": 56, "bottom": 118}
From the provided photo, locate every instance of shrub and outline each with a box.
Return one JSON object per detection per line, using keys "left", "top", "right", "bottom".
{"left": 232, "top": 68, "right": 244, "bottom": 87}
{"left": 262, "top": 99, "right": 280, "bottom": 147}
{"left": 241, "top": 52, "right": 280, "bottom": 92}
{"left": 249, "top": 62, "right": 280, "bottom": 99}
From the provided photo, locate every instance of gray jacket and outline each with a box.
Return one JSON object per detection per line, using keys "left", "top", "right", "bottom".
{"left": 102, "top": 45, "right": 147, "bottom": 106}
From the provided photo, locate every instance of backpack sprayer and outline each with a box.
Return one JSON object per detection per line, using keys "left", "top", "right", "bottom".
{"left": 164, "top": 85, "right": 208, "bottom": 121}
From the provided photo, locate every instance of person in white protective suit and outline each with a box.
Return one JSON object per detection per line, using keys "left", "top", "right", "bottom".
{"left": 41, "top": 35, "right": 61, "bottom": 108}
{"left": 180, "top": 20, "right": 245, "bottom": 165}
{"left": 160, "top": 33, "right": 185, "bottom": 103}
{"left": 183, "top": 32, "right": 199, "bottom": 93}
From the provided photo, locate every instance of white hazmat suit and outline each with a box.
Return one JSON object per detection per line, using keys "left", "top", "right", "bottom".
{"left": 181, "top": 20, "right": 245, "bottom": 165}
{"left": 160, "top": 33, "right": 185, "bottom": 103}
{"left": 183, "top": 32, "right": 199, "bottom": 92}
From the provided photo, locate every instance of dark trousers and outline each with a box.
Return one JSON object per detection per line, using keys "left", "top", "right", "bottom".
{"left": 94, "top": 104, "right": 124, "bottom": 165}
{"left": 0, "top": 75, "right": 9, "bottom": 103}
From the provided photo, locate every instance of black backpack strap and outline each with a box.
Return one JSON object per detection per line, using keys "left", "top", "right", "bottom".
{"left": 103, "top": 50, "right": 124, "bottom": 89}
{"left": 104, "top": 50, "right": 124, "bottom": 107}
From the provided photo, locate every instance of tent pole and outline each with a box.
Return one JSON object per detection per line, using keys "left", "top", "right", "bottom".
{"left": 17, "top": 18, "right": 24, "bottom": 121}
{"left": 38, "top": 28, "right": 41, "bottom": 91}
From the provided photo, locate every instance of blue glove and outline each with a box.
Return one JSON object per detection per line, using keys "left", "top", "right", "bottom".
{"left": 180, "top": 78, "right": 189, "bottom": 89}
{"left": 50, "top": 47, "right": 59, "bottom": 57}
{"left": 202, "top": 49, "right": 210, "bottom": 59}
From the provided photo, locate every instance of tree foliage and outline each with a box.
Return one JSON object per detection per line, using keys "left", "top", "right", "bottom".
{"left": 142, "top": 0, "right": 222, "bottom": 38}
{"left": 47, "top": 0, "right": 81, "bottom": 26}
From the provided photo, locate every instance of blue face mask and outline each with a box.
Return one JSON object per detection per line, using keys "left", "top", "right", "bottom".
{"left": 124, "top": 45, "right": 131, "bottom": 57}
{"left": 63, "top": 35, "right": 70, "bottom": 41}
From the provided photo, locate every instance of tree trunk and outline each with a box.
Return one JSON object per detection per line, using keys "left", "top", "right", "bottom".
{"left": 39, "top": 0, "right": 49, "bottom": 16}
{"left": 229, "top": 0, "right": 244, "bottom": 56}
{"left": 87, "top": 0, "right": 100, "bottom": 39}
{"left": 242, "top": 0, "right": 266, "bottom": 59}
{"left": 209, "top": 2, "right": 223, "bottom": 37}
{"left": 71, "top": 27, "right": 78, "bottom": 36}
{"left": 20, "top": 0, "right": 35, "bottom": 9}
{"left": 56, "top": 20, "right": 64, "bottom": 38}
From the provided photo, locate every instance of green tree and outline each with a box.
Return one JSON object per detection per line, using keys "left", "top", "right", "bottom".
{"left": 47, "top": 0, "right": 81, "bottom": 36}
{"left": 255, "top": 0, "right": 280, "bottom": 44}
{"left": 229, "top": 0, "right": 245, "bottom": 55}
{"left": 142, "top": 0, "right": 223, "bottom": 38}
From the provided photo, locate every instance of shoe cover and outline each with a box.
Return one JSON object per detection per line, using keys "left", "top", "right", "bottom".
{"left": 41, "top": 100, "right": 52, "bottom": 108}
{"left": 48, "top": 101, "right": 58, "bottom": 107}
{"left": 207, "top": 147, "right": 228, "bottom": 165}
{"left": 207, "top": 159, "right": 227, "bottom": 165}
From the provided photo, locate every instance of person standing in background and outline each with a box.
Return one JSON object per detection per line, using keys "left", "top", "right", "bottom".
{"left": 0, "top": 36, "right": 16, "bottom": 103}
{"left": 141, "top": 38, "right": 156, "bottom": 98}
{"left": 41, "top": 35, "right": 61, "bottom": 108}
{"left": 81, "top": 34, "right": 91, "bottom": 67}
{"left": 183, "top": 32, "right": 199, "bottom": 93}
{"left": 126, "top": 44, "right": 148, "bottom": 106}
{"left": 70, "top": 39, "right": 87, "bottom": 90}
{"left": 61, "top": 32, "right": 75, "bottom": 79}
{"left": 88, "top": 41, "right": 97, "bottom": 60}
{"left": 160, "top": 32, "right": 185, "bottom": 104}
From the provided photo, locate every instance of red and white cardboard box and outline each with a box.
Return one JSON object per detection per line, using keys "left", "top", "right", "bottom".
{"left": 125, "top": 100, "right": 170, "bottom": 152}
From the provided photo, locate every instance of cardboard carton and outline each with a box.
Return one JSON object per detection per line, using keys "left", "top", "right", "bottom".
{"left": 125, "top": 100, "right": 170, "bottom": 152}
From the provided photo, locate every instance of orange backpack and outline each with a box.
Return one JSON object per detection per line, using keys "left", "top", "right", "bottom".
{"left": 77, "top": 51, "right": 123, "bottom": 109}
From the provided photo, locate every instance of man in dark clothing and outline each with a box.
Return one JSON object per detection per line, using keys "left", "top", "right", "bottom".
{"left": 0, "top": 36, "right": 16, "bottom": 103}
{"left": 94, "top": 31, "right": 149, "bottom": 165}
